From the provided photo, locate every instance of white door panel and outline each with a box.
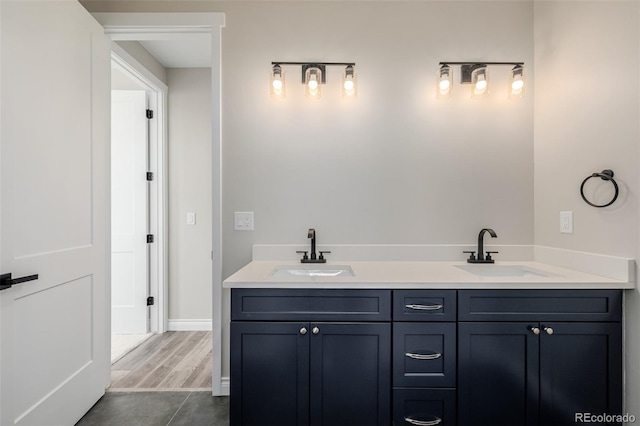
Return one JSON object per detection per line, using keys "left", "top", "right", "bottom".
{"left": 1, "top": 1, "right": 111, "bottom": 425}
{"left": 111, "top": 90, "right": 148, "bottom": 335}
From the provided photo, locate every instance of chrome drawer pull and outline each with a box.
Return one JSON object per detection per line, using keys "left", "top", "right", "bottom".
{"left": 405, "top": 352, "right": 442, "bottom": 360}
{"left": 405, "top": 304, "right": 443, "bottom": 311}
{"left": 404, "top": 416, "right": 442, "bottom": 426}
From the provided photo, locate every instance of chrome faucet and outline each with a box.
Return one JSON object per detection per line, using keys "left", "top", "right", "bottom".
{"left": 297, "top": 228, "right": 330, "bottom": 263}
{"left": 464, "top": 228, "right": 498, "bottom": 263}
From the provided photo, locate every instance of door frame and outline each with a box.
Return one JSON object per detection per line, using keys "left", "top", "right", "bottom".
{"left": 111, "top": 44, "right": 168, "bottom": 334}
{"left": 93, "top": 12, "right": 226, "bottom": 395}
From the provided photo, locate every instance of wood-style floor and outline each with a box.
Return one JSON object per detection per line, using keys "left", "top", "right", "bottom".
{"left": 110, "top": 331, "right": 213, "bottom": 391}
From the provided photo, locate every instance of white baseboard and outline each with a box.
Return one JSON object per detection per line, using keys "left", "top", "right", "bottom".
{"left": 167, "top": 319, "right": 212, "bottom": 331}
{"left": 219, "top": 377, "right": 230, "bottom": 396}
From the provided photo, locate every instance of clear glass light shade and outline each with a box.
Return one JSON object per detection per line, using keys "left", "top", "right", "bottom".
{"left": 270, "top": 66, "right": 285, "bottom": 98}
{"left": 509, "top": 66, "right": 525, "bottom": 99}
{"left": 437, "top": 65, "right": 453, "bottom": 98}
{"left": 305, "top": 67, "right": 322, "bottom": 99}
{"left": 342, "top": 65, "right": 357, "bottom": 98}
{"left": 471, "top": 67, "right": 489, "bottom": 98}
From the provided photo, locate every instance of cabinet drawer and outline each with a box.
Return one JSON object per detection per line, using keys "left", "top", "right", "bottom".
{"left": 393, "top": 290, "right": 456, "bottom": 322}
{"left": 393, "top": 323, "right": 456, "bottom": 388}
{"left": 231, "top": 289, "right": 391, "bottom": 321}
{"left": 458, "top": 289, "right": 622, "bottom": 321}
{"left": 393, "top": 388, "right": 456, "bottom": 426}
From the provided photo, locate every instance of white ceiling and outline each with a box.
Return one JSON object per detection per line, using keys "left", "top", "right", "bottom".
{"left": 139, "top": 37, "right": 211, "bottom": 68}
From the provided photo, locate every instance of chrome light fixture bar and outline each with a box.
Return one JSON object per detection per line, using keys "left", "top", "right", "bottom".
{"left": 271, "top": 62, "right": 357, "bottom": 99}
{"left": 438, "top": 61, "right": 525, "bottom": 99}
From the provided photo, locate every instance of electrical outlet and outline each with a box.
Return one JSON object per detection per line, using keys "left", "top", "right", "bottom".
{"left": 234, "top": 212, "right": 254, "bottom": 231}
{"left": 560, "top": 211, "right": 573, "bottom": 234}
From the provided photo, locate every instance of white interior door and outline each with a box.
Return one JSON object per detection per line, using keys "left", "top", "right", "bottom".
{"left": 111, "top": 90, "right": 149, "bottom": 335}
{"left": 0, "top": 1, "right": 111, "bottom": 425}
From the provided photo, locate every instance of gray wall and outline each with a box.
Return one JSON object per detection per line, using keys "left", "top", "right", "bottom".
{"left": 533, "top": 0, "right": 639, "bottom": 415}
{"left": 219, "top": 1, "right": 534, "bottom": 276}
{"left": 217, "top": 0, "right": 534, "bottom": 381}
{"left": 167, "top": 68, "right": 213, "bottom": 321}
{"left": 84, "top": 1, "right": 640, "bottom": 402}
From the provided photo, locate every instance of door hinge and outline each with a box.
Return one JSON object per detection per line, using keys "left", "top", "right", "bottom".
{"left": 147, "top": 296, "right": 155, "bottom": 306}
{"left": 146, "top": 109, "right": 154, "bottom": 119}
{"left": 146, "top": 172, "right": 154, "bottom": 181}
{"left": 147, "top": 234, "right": 154, "bottom": 243}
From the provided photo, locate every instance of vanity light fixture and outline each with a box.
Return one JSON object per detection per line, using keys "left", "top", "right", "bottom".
{"left": 271, "top": 62, "right": 357, "bottom": 99}
{"left": 438, "top": 62, "right": 525, "bottom": 99}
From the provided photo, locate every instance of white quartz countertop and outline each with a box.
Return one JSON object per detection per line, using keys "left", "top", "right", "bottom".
{"left": 223, "top": 260, "right": 635, "bottom": 290}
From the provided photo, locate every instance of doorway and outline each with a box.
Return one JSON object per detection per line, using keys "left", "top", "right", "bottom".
{"left": 94, "top": 11, "right": 225, "bottom": 395}
{"left": 110, "top": 45, "right": 169, "bottom": 363}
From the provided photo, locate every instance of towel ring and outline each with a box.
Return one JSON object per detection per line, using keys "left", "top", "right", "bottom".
{"left": 580, "top": 169, "right": 619, "bottom": 208}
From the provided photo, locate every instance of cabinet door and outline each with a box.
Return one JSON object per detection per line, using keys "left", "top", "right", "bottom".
{"left": 458, "top": 322, "right": 540, "bottom": 426}
{"left": 309, "top": 323, "right": 391, "bottom": 426}
{"left": 230, "top": 322, "right": 310, "bottom": 426}
{"left": 539, "top": 322, "right": 622, "bottom": 426}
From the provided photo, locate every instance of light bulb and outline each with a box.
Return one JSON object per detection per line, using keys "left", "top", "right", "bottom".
{"left": 270, "top": 65, "right": 285, "bottom": 98}
{"left": 343, "top": 78, "right": 355, "bottom": 97}
{"left": 512, "top": 79, "right": 524, "bottom": 91}
{"left": 341, "top": 65, "right": 357, "bottom": 98}
{"left": 271, "top": 78, "right": 283, "bottom": 96}
{"left": 475, "top": 76, "right": 487, "bottom": 92}
{"left": 307, "top": 74, "right": 320, "bottom": 97}
{"left": 436, "top": 64, "right": 452, "bottom": 98}
{"left": 344, "top": 79, "right": 354, "bottom": 92}
{"left": 439, "top": 79, "right": 450, "bottom": 93}
{"left": 509, "top": 66, "right": 525, "bottom": 99}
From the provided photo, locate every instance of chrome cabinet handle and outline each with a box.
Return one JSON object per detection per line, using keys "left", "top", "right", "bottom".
{"left": 529, "top": 326, "right": 540, "bottom": 335}
{"left": 405, "top": 352, "right": 442, "bottom": 360}
{"left": 544, "top": 326, "right": 554, "bottom": 335}
{"left": 300, "top": 327, "right": 307, "bottom": 335}
{"left": 405, "top": 416, "right": 442, "bottom": 426}
{"left": 312, "top": 327, "right": 320, "bottom": 335}
{"left": 405, "top": 304, "right": 443, "bottom": 311}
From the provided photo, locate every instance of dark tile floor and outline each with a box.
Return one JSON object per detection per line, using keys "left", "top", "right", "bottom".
{"left": 76, "top": 391, "right": 229, "bottom": 426}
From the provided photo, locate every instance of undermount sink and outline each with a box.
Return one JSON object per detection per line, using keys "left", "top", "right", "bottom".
{"left": 271, "top": 264, "right": 355, "bottom": 278}
{"left": 455, "top": 264, "right": 555, "bottom": 278}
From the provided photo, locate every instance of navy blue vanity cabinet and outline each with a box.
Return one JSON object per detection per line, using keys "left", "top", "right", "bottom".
{"left": 458, "top": 290, "right": 623, "bottom": 426}
{"left": 230, "top": 321, "right": 310, "bottom": 426}
{"left": 392, "top": 290, "right": 457, "bottom": 426}
{"left": 230, "top": 289, "right": 391, "bottom": 426}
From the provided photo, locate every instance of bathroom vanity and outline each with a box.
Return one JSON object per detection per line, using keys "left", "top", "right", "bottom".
{"left": 225, "top": 260, "right": 631, "bottom": 426}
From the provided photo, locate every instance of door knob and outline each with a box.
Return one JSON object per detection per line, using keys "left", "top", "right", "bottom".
{"left": 0, "top": 273, "right": 39, "bottom": 291}
{"left": 300, "top": 327, "right": 308, "bottom": 335}
{"left": 312, "top": 327, "right": 320, "bottom": 335}
{"left": 544, "top": 327, "right": 554, "bottom": 335}
{"left": 529, "top": 326, "right": 540, "bottom": 335}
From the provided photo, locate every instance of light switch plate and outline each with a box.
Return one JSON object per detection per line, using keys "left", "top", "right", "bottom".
{"left": 187, "top": 212, "right": 196, "bottom": 225}
{"left": 235, "top": 212, "right": 254, "bottom": 231}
